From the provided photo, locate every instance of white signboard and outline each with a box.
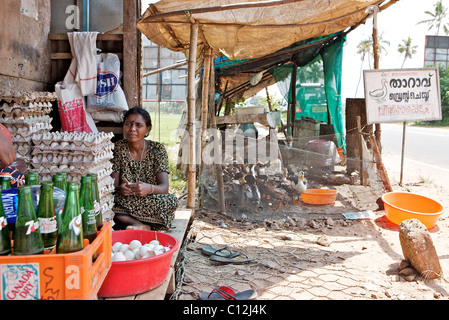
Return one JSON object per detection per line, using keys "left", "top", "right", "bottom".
{"left": 363, "top": 68, "right": 441, "bottom": 124}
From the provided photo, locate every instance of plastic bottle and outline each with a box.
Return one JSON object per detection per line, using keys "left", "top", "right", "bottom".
{"left": 13, "top": 185, "right": 44, "bottom": 255}
{"left": 88, "top": 173, "right": 103, "bottom": 229}
{"left": 0, "top": 187, "right": 11, "bottom": 255}
{"left": 56, "top": 182, "right": 84, "bottom": 254}
{"left": 37, "top": 181, "right": 58, "bottom": 250}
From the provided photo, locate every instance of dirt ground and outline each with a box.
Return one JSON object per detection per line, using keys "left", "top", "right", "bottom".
{"left": 171, "top": 152, "right": 449, "bottom": 300}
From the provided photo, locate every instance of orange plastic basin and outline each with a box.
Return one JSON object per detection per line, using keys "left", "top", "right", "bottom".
{"left": 302, "top": 189, "right": 337, "bottom": 205}
{"left": 381, "top": 192, "right": 444, "bottom": 229}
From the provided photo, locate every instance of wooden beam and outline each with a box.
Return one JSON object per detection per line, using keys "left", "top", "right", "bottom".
{"left": 186, "top": 22, "right": 199, "bottom": 209}
{"left": 140, "top": 0, "right": 303, "bottom": 23}
{"left": 48, "top": 33, "right": 123, "bottom": 41}
{"left": 142, "top": 60, "right": 188, "bottom": 78}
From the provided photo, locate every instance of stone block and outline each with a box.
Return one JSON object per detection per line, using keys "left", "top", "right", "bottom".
{"left": 399, "top": 219, "right": 442, "bottom": 279}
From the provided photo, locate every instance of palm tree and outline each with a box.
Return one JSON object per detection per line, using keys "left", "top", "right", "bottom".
{"left": 417, "top": 0, "right": 449, "bottom": 35}
{"left": 398, "top": 37, "right": 418, "bottom": 68}
{"left": 355, "top": 38, "right": 371, "bottom": 96}
{"left": 354, "top": 33, "right": 390, "bottom": 96}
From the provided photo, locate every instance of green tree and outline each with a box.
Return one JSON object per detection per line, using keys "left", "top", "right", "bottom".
{"left": 355, "top": 33, "right": 390, "bottom": 95}
{"left": 417, "top": 0, "right": 449, "bottom": 35}
{"left": 397, "top": 37, "right": 418, "bottom": 68}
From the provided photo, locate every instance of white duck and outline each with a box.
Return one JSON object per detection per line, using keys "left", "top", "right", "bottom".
{"left": 369, "top": 78, "right": 388, "bottom": 103}
{"left": 288, "top": 171, "right": 307, "bottom": 204}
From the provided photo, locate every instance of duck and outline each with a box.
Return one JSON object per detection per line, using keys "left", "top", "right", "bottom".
{"left": 369, "top": 78, "right": 388, "bottom": 103}
{"left": 287, "top": 171, "right": 308, "bottom": 204}
{"left": 258, "top": 180, "right": 290, "bottom": 210}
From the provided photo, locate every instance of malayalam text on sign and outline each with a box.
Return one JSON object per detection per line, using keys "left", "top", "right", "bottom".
{"left": 363, "top": 68, "right": 441, "bottom": 124}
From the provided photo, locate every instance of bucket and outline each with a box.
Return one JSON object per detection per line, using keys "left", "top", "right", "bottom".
{"left": 97, "top": 230, "right": 179, "bottom": 297}
{"left": 381, "top": 192, "right": 444, "bottom": 229}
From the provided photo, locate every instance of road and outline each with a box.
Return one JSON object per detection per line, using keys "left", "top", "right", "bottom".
{"left": 379, "top": 123, "right": 449, "bottom": 186}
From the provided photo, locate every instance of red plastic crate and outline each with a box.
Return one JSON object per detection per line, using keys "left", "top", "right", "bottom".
{"left": 0, "top": 222, "right": 112, "bottom": 300}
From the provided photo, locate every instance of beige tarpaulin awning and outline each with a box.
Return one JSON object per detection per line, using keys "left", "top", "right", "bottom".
{"left": 137, "top": 0, "right": 398, "bottom": 61}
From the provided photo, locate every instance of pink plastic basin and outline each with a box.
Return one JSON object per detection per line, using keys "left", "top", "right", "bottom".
{"left": 98, "top": 230, "right": 179, "bottom": 298}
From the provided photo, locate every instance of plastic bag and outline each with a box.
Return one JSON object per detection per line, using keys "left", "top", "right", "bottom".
{"left": 1, "top": 186, "right": 66, "bottom": 224}
{"left": 87, "top": 53, "right": 128, "bottom": 112}
{"left": 55, "top": 82, "right": 96, "bottom": 133}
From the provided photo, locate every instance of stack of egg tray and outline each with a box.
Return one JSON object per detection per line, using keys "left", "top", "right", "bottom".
{"left": 0, "top": 91, "right": 56, "bottom": 166}
{"left": 31, "top": 131, "right": 116, "bottom": 222}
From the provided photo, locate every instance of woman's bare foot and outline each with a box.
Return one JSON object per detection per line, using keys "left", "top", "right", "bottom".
{"left": 126, "top": 223, "right": 152, "bottom": 231}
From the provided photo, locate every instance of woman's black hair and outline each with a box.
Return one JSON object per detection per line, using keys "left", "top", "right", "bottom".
{"left": 123, "top": 106, "right": 152, "bottom": 128}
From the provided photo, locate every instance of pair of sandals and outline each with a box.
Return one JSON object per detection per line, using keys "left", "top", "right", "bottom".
{"left": 201, "top": 245, "right": 254, "bottom": 265}
{"left": 199, "top": 285, "right": 257, "bottom": 300}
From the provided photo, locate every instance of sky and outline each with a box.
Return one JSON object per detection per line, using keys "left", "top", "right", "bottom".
{"left": 141, "top": 0, "right": 444, "bottom": 104}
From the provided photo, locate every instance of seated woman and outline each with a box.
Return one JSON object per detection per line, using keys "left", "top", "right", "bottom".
{"left": 111, "top": 107, "right": 179, "bottom": 230}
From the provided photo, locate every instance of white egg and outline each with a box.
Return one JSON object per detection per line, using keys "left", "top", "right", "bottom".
{"left": 138, "top": 246, "right": 148, "bottom": 258}
{"left": 149, "top": 240, "right": 160, "bottom": 246}
{"left": 155, "top": 249, "right": 165, "bottom": 256}
{"left": 164, "top": 246, "right": 171, "bottom": 252}
{"left": 123, "top": 250, "right": 135, "bottom": 261}
{"left": 119, "top": 244, "right": 129, "bottom": 252}
{"left": 147, "top": 250, "right": 156, "bottom": 257}
{"left": 112, "top": 242, "right": 123, "bottom": 252}
{"left": 154, "top": 244, "right": 165, "bottom": 251}
{"left": 129, "top": 240, "right": 142, "bottom": 250}
{"left": 112, "top": 252, "right": 126, "bottom": 262}
{"left": 144, "top": 244, "right": 155, "bottom": 251}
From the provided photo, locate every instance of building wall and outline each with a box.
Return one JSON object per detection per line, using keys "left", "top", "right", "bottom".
{"left": 50, "top": 0, "right": 123, "bottom": 33}
{"left": 0, "top": 0, "right": 52, "bottom": 91}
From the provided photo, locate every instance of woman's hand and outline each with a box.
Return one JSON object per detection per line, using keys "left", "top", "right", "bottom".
{"left": 128, "top": 181, "right": 153, "bottom": 197}
{"left": 119, "top": 178, "right": 134, "bottom": 196}
{"left": 120, "top": 178, "right": 153, "bottom": 197}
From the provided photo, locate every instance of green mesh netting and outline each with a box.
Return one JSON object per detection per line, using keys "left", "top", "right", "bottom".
{"left": 270, "top": 36, "right": 346, "bottom": 153}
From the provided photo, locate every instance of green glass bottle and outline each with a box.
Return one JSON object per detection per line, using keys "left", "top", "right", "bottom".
{"left": 25, "top": 171, "right": 39, "bottom": 186}
{"left": 0, "top": 173, "right": 11, "bottom": 190}
{"left": 13, "top": 185, "right": 44, "bottom": 255}
{"left": 52, "top": 174, "right": 65, "bottom": 191}
{"left": 80, "top": 176, "right": 97, "bottom": 243}
{"left": 55, "top": 172, "right": 67, "bottom": 193}
{"left": 0, "top": 187, "right": 11, "bottom": 255}
{"left": 88, "top": 173, "right": 103, "bottom": 229}
{"left": 37, "top": 182, "right": 58, "bottom": 250}
{"left": 52, "top": 174, "right": 66, "bottom": 230}
{"left": 57, "top": 183, "right": 84, "bottom": 254}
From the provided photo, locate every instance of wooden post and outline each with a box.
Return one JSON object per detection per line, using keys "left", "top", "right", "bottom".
{"left": 399, "top": 121, "right": 406, "bottom": 185}
{"left": 123, "top": 0, "right": 139, "bottom": 107}
{"left": 356, "top": 116, "right": 364, "bottom": 186}
{"left": 288, "top": 61, "right": 297, "bottom": 137}
{"left": 207, "top": 57, "right": 226, "bottom": 213}
{"left": 370, "top": 135, "right": 392, "bottom": 192}
{"left": 372, "top": 5, "right": 382, "bottom": 152}
{"left": 200, "top": 47, "right": 212, "bottom": 158}
{"left": 186, "top": 22, "right": 199, "bottom": 209}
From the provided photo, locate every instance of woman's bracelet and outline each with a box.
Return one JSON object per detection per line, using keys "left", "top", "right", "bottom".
{"left": 150, "top": 184, "right": 154, "bottom": 194}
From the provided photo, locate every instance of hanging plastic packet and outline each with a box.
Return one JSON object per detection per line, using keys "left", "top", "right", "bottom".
{"left": 1, "top": 186, "right": 65, "bottom": 224}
